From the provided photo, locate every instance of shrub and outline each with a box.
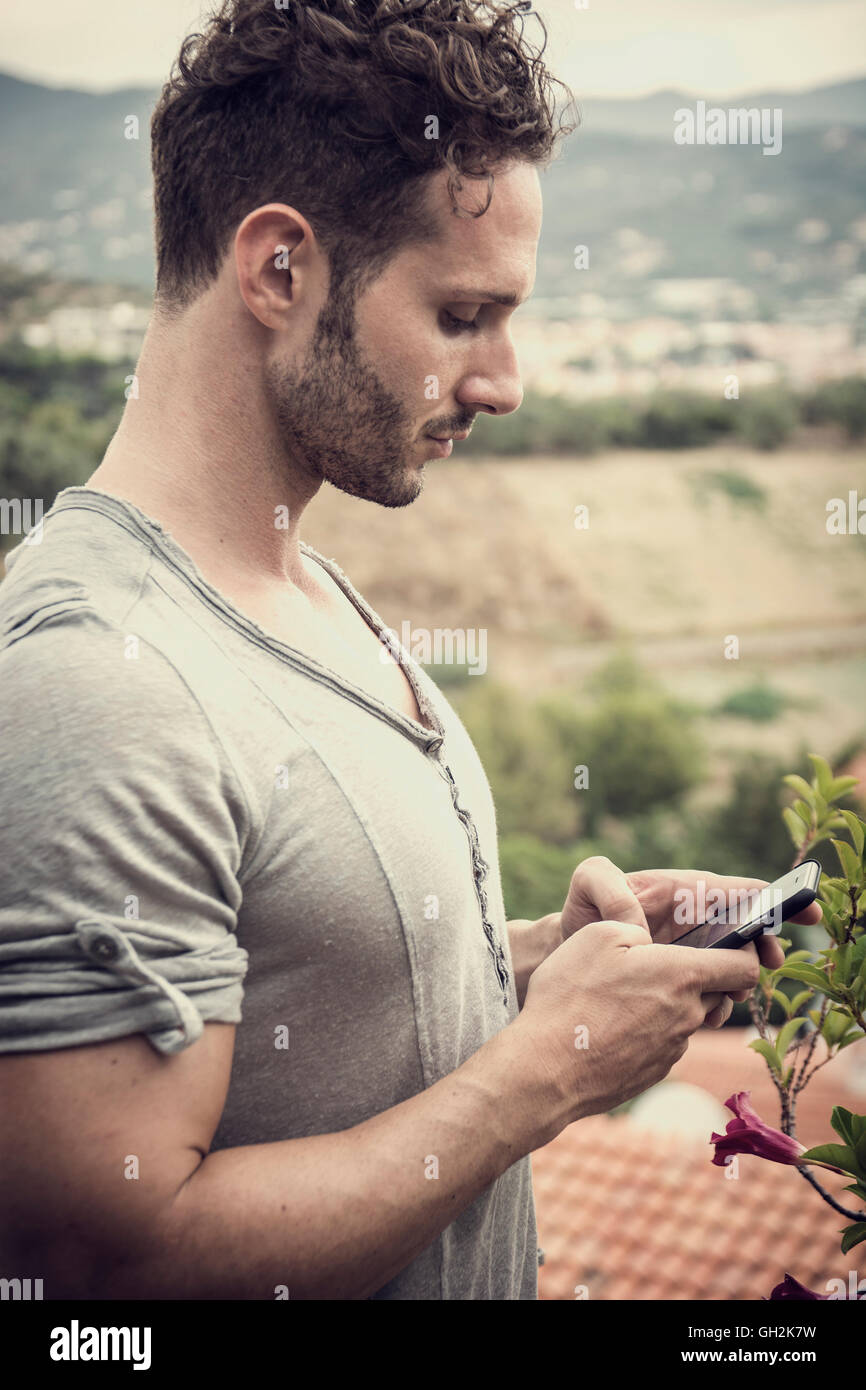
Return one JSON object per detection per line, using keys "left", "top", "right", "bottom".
{"left": 717, "top": 681, "right": 789, "bottom": 722}
{"left": 734, "top": 388, "right": 799, "bottom": 450}
{"left": 699, "top": 468, "right": 767, "bottom": 508}
{"left": 637, "top": 391, "right": 733, "bottom": 449}
{"left": 803, "top": 376, "right": 866, "bottom": 440}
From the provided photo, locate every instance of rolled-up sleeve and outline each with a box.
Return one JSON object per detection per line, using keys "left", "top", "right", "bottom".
{"left": 0, "top": 605, "right": 250, "bottom": 1055}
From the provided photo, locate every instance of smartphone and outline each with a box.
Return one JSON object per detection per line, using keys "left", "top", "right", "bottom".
{"left": 674, "top": 860, "right": 822, "bottom": 949}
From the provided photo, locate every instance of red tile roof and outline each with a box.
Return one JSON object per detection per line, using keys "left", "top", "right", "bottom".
{"left": 532, "top": 1027, "right": 866, "bottom": 1300}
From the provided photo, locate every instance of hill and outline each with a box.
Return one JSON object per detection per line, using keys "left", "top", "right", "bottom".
{"left": 1, "top": 71, "right": 864, "bottom": 313}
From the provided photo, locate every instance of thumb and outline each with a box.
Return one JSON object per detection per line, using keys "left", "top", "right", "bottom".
{"left": 562, "top": 858, "right": 650, "bottom": 938}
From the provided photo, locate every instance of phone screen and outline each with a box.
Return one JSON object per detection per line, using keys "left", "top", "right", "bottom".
{"left": 674, "top": 882, "right": 787, "bottom": 950}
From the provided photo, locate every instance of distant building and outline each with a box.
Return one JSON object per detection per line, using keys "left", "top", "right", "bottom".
{"left": 21, "top": 301, "right": 148, "bottom": 360}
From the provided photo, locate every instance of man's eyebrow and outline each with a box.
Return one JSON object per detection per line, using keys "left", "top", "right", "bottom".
{"left": 446, "top": 287, "right": 526, "bottom": 308}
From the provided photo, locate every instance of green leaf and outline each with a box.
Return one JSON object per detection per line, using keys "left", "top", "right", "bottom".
{"left": 840, "top": 1223, "right": 866, "bottom": 1254}
{"left": 825, "top": 916, "right": 848, "bottom": 945}
{"left": 831, "top": 837, "right": 862, "bottom": 882}
{"left": 839, "top": 811, "right": 866, "bottom": 856}
{"left": 782, "top": 808, "right": 807, "bottom": 849}
{"left": 832, "top": 943, "right": 853, "bottom": 985}
{"left": 842, "top": 1182, "right": 866, "bottom": 1201}
{"left": 771, "top": 988, "right": 793, "bottom": 1016}
{"left": 831, "top": 1106, "right": 858, "bottom": 1145}
{"left": 826, "top": 776, "right": 860, "bottom": 803}
{"left": 799, "top": 1142, "right": 858, "bottom": 1174}
{"left": 810, "top": 828, "right": 841, "bottom": 852}
{"left": 783, "top": 774, "right": 816, "bottom": 802}
{"left": 777, "top": 1017, "right": 807, "bottom": 1056}
{"left": 823, "top": 1009, "right": 856, "bottom": 1046}
{"left": 784, "top": 950, "right": 817, "bottom": 964}
{"left": 839, "top": 1029, "right": 865, "bottom": 1050}
{"left": 778, "top": 962, "right": 847, "bottom": 1002}
{"left": 788, "top": 990, "right": 813, "bottom": 1014}
{"left": 778, "top": 962, "right": 833, "bottom": 990}
{"left": 793, "top": 798, "right": 814, "bottom": 827}
{"left": 748, "top": 1037, "right": 781, "bottom": 1074}
{"left": 820, "top": 877, "right": 849, "bottom": 896}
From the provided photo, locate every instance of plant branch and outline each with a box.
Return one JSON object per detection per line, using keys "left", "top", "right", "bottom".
{"left": 792, "top": 999, "right": 829, "bottom": 1095}
{"left": 794, "top": 1163, "right": 865, "bottom": 1222}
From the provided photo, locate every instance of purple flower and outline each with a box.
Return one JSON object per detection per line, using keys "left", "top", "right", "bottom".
{"left": 710, "top": 1091, "right": 848, "bottom": 1173}
{"left": 767, "top": 1273, "right": 828, "bottom": 1301}
{"left": 711, "top": 1091, "right": 808, "bottom": 1167}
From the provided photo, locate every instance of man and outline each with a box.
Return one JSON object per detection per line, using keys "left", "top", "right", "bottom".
{"left": 0, "top": 0, "right": 817, "bottom": 1300}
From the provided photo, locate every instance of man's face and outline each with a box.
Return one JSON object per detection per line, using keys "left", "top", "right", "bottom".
{"left": 263, "top": 161, "right": 542, "bottom": 507}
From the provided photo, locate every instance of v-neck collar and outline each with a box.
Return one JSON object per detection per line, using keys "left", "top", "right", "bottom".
{"left": 45, "top": 487, "right": 447, "bottom": 755}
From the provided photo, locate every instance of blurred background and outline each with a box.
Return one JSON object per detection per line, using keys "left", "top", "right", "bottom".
{"left": 1, "top": 0, "right": 865, "bottom": 1298}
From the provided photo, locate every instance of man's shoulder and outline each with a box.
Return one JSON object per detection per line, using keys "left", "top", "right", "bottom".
{"left": 1, "top": 495, "right": 153, "bottom": 648}
{"left": 0, "top": 501, "right": 194, "bottom": 734}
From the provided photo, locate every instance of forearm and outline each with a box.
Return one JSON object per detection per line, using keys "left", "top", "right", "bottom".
{"left": 508, "top": 913, "right": 563, "bottom": 1008}
{"left": 115, "top": 1016, "right": 563, "bottom": 1301}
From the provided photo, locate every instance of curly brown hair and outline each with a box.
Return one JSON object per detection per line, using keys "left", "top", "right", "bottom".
{"left": 150, "top": 0, "right": 576, "bottom": 316}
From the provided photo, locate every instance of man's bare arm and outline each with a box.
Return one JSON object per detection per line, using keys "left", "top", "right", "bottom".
{"left": 0, "top": 1019, "right": 557, "bottom": 1302}
{"left": 1, "top": 900, "right": 762, "bottom": 1301}
{"left": 507, "top": 913, "right": 563, "bottom": 1008}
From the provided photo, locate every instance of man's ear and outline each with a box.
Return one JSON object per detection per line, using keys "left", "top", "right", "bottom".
{"left": 234, "top": 203, "right": 319, "bottom": 329}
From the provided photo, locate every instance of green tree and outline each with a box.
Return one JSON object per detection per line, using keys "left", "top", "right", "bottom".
{"left": 735, "top": 388, "right": 799, "bottom": 451}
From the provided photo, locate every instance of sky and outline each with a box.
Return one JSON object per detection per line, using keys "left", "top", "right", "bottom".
{"left": 3, "top": 0, "right": 865, "bottom": 98}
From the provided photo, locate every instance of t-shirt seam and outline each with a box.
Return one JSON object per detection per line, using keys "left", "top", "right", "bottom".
{"left": 45, "top": 492, "right": 443, "bottom": 744}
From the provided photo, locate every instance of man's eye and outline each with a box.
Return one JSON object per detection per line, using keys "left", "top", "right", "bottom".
{"left": 442, "top": 309, "right": 480, "bottom": 334}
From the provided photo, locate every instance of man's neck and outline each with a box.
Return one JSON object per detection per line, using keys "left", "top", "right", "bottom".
{"left": 86, "top": 318, "right": 323, "bottom": 598}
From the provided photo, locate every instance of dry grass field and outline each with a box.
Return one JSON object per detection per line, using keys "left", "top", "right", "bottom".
{"left": 302, "top": 439, "right": 866, "bottom": 769}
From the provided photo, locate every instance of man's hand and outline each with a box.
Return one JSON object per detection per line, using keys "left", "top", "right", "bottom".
{"left": 556, "top": 856, "right": 823, "bottom": 1028}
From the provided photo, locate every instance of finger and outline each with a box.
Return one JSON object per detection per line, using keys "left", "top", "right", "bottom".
{"left": 582, "top": 918, "right": 654, "bottom": 947}
{"left": 564, "top": 857, "right": 650, "bottom": 936}
{"left": 693, "top": 943, "right": 762, "bottom": 995}
{"left": 785, "top": 901, "right": 823, "bottom": 927}
{"left": 755, "top": 932, "right": 786, "bottom": 970}
{"left": 704, "top": 996, "right": 734, "bottom": 1029}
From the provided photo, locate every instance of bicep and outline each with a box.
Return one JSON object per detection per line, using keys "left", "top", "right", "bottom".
{"left": 0, "top": 1022, "right": 235, "bottom": 1295}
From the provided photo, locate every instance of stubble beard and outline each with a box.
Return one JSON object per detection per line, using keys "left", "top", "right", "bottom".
{"left": 264, "top": 286, "right": 425, "bottom": 508}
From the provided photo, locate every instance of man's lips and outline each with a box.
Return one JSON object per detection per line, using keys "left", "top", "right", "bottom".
{"left": 423, "top": 428, "right": 471, "bottom": 458}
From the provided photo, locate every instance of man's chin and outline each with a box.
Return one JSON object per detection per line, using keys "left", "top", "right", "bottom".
{"left": 370, "top": 474, "right": 425, "bottom": 509}
{"left": 324, "top": 468, "right": 424, "bottom": 509}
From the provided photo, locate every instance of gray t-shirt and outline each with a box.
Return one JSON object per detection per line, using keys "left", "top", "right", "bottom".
{"left": 0, "top": 486, "right": 538, "bottom": 1300}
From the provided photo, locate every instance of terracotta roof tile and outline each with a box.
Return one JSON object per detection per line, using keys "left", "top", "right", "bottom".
{"left": 533, "top": 1028, "right": 866, "bottom": 1300}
